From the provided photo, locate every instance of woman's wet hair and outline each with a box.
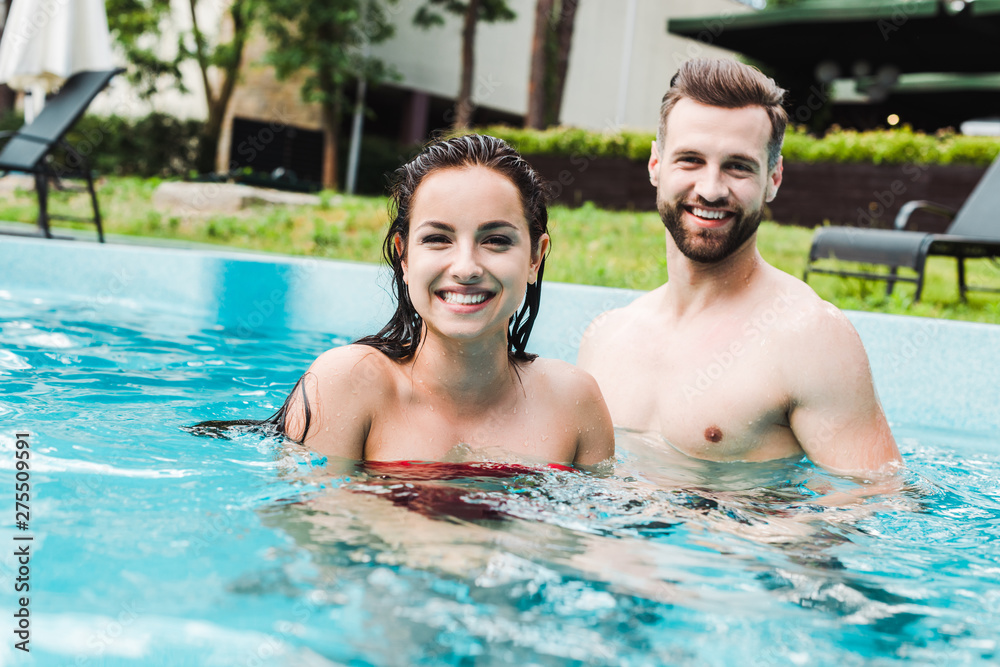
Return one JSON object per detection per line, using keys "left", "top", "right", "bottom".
{"left": 355, "top": 133, "right": 550, "bottom": 363}
{"left": 191, "top": 134, "right": 551, "bottom": 443}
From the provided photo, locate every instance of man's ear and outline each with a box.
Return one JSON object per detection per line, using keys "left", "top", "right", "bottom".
{"left": 393, "top": 233, "right": 407, "bottom": 283}
{"left": 648, "top": 141, "right": 661, "bottom": 187}
{"left": 765, "top": 156, "right": 783, "bottom": 203}
{"left": 529, "top": 234, "right": 550, "bottom": 284}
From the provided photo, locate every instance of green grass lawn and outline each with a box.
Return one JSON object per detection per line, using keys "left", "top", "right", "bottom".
{"left": 4, "top": 176, "right": 999, "bottom": 324}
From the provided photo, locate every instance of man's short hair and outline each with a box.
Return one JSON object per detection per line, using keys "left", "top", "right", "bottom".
{"left": 657, "top": 58, "right": 788, "bottom": 171}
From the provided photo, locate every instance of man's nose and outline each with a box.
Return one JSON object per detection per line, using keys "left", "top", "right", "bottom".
{"left": 693, "top": 167, "right": 728, "bottom": 204}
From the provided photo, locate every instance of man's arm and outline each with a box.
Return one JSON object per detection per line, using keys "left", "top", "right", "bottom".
{"left": 784, "top": 304, "right": 902, "bottom": 476}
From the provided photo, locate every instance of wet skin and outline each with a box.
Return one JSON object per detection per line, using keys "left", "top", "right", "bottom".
{"left": 578, "top": 99, "right": 901, "bottom": 476}
{"left": 285, "top": 166, "right": 614, "bottom": 467}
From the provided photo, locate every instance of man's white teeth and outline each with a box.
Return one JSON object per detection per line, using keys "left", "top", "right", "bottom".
{"left": 691, "top": 207, "right": 728, "bottom": 220}
{"left": 442, "top": 292, "right": 488, "bottom": 305}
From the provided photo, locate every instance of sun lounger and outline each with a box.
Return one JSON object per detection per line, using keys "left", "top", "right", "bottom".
{"left": 0, "top": 68, "right": 123, "bottom": 242}
{"left": 804, "top": 155, "right": 1000, "bottom": 301}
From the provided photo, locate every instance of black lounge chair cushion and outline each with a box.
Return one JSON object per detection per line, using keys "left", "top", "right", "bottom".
{"left": 0, "top": 69, "right": 122, "bottom": 172}
{"left": 809, "top": 227, "right": 931, "bottom": 270}
{"left": 927, "top": 235, "right": 1000, "bottom": 259}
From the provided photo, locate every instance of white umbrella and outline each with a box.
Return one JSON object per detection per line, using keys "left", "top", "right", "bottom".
{"left": 0, "top": 0, "right": 115, "bottom": 122}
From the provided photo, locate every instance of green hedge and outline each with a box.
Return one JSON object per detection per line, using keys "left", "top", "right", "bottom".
{"left": 470, "top": 126, "right": 655, "bottom": 162}
{"left": 1, "top": 111, "right": 202, "bottom": 177}
{"left": 477, "top": 124, "right": 1000, "bottom": 167}
{"left": 5, "top": 109, "right": 997, "bottom": 180}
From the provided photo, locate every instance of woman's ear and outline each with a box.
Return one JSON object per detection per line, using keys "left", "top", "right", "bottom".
{"left": 393, "top": 233, "right": 408, "bottom": 284}
{"left": 529, "top": 234, "right": 550, "bottom": 285}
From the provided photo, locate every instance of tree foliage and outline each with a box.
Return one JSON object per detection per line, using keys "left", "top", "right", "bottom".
{"left": 413, "top": 0, "right": 516, "bottom": 129}
{"left": 106, "top": 0, "right": 258, "bottom": 172}
{"left": 261, "top": 0, "right": 396, "bottom": 108}
{"left": 413, "top": 0, "right": 515, "bottom": 28}
{"left": 258, "top": 0, "right": 398, "bottom": 188}
{"left": 105, "top": 0, "right": 184, "bottom": 98}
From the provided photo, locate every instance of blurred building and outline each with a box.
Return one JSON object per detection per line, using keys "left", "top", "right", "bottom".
{"left": 215, "top": 0, "right": 752, "bottom": 180}
{"left": 83, "top": 0, "right": 756, "bottom": 184}
{"left": 669, "top": 0, "right": 1000, "bottom": 133}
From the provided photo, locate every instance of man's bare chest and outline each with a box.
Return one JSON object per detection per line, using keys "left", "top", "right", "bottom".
{"left": 597, "top": 328, "right": 800, "bottom": 461}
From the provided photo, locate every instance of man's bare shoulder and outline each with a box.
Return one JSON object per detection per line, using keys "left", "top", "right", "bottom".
{"left": 760, "top": 270, "right": 872, "bottom": 383}
{"left": 767, "top": 271, "right": 858, "bottom": 338}
{"left": 579, "top": 287, "right": 665, "bottom": 362}
{"left": 601, "top": 287, "right": 666, "bottom": 325}
{"left": 759, "top": 269, "right": 900, "bottom": 473}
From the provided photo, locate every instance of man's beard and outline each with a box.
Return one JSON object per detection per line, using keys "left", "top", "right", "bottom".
{"left": 658, "top": 196, "right": 765, "bottom": 264}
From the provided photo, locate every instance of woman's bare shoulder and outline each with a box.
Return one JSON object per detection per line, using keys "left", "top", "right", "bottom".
{"left": 295, "top": 345, "right": 399, "bottom": 420}
{"left": 523, "top": 358, "right": 615, "bottom": 465}
{"left": 308, "top": 344, "right": 397, "bottom": 387}
{"left": 287, "top": 344, "right": 398, "bottom": 453}
{"left": 523, "top": 357, "right": 605, "bottom": 405}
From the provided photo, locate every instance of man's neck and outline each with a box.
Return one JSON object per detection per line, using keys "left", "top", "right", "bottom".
{"left": 660, "top": 233, "right": 765, "bottom": 319}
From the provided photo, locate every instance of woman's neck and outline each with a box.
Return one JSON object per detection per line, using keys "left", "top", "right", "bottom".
{"left": 407, "top": 328, "right": 517, "bottom": 407}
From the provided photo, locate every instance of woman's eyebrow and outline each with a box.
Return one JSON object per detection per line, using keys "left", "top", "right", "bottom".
{"left": 479, "top": 221, "right": 519, "bottom": 232}
{"left": 414, "top": 221, "right": 454, "bottom": 232}
{"left": 413, "top": 221, "right": 520, "bottom": 232}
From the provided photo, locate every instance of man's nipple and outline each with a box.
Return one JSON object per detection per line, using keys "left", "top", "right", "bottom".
{"left": 704, "top": 426, "right": 723, "bottom": 443}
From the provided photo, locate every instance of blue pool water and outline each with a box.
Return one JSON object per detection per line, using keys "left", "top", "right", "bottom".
{"left": 1, "top": 237, "right": 999, "bottom": 666}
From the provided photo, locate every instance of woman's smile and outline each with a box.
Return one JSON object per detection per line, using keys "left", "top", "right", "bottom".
{"left": 437, "top": 289, "right": 495, "bottom": 309}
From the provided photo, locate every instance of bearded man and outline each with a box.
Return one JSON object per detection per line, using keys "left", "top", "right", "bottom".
{"left": 578, "top": 58, "right": 901, "bottom": 476}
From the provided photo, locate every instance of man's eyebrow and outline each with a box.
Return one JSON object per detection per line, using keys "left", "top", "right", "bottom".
{"left": 728, "top": 153, "right": 762, "bottom": 169}
{"left": 670, "top": 148, "right": 763, "bottom": 170}
{"left": 670, "top": 148, "right": 703, "bottom": 158}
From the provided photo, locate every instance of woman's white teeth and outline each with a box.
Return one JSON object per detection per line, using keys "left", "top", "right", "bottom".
{"left": 442, "top": 291, "right": 487, "bottom": 305}
{"left": 692, "top": 207, "right": 728, "bottom": 220}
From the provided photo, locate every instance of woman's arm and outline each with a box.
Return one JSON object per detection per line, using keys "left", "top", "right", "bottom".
{"left": 570, "top": 369, "right": 616, "bottom": 468}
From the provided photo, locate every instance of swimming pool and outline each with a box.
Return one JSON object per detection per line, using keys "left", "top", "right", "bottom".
{"left": 2, "top": 236, "right": 999, "bottom": 666}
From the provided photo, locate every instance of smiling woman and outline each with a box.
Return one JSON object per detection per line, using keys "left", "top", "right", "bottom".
{"left": 200, "top": 135, "right": 614, "bottom": 467}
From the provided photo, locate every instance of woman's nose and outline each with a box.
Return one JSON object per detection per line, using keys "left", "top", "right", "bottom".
{"left": 450, "top": 243, "right": 483, "bottom": 282}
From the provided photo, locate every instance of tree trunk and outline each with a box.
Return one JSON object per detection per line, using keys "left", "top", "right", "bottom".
{"left": 525, "top": 0, "right": 553, "bottom": 129}
{"left": 0, "top": 0, "right": 14, "bottom": 115}
{"left": 548, "top": 0, "right": 578, "bottom": 127}
{"left": 190, "top": 0, "right": 251, "bottom": 174}
{"left": 321, "top": 99, "right": 340, "bottom": 190}
{"left": 455, "top": 0, "right": 480, "bottom": 130}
